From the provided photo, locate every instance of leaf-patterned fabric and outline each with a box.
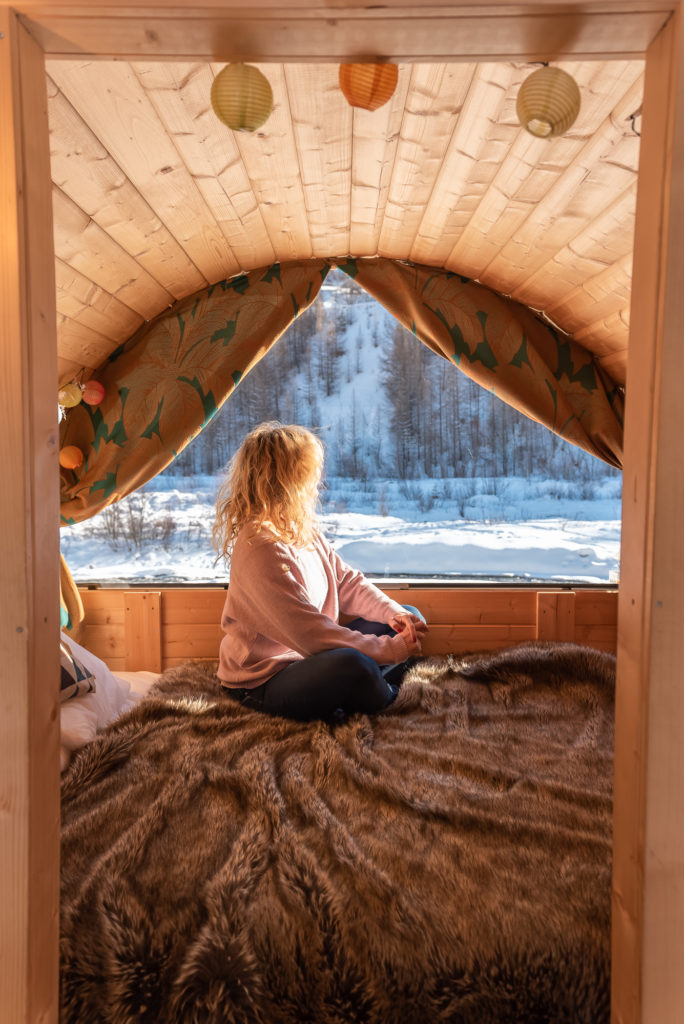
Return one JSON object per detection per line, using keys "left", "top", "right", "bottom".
{"left": 59, "top": 257, "right": 623, "bottom": 526}
{"left": 60, "top": 260, "right": 330, "bottom": 525}
{"left": 60, "top": 552, "right": 84, "bottom": 632}
{"left": 339, "top": 258, "right": 623, "bottom": 468}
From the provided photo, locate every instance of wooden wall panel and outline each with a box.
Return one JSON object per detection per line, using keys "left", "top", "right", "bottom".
{"left": 575, "top": 624, "right": 617, "bottom": 651}
{"left": 575, "top": 589, "right": 619, "bottom": 624}
{"left": 421, "top": 623, "right": 535, "bottom": 655}
{"left": 613, "top": 8, "right": 684, "bottom": 1022}
{"left": 125, "top": 592, "right": 162, "bottom": 673}
{"left": 385, "top": 587, "right": 538, "bottom": 625}
{"left": 0, "top": 11, "right": 60, "bottom": 1022}
{"left": 78, "top": 590, "right": 127, "bottom": 667}
{"left": 536, "top": 590, "right": 576, "bottom": 642}
{"left": 161, "top": 587, "right": 227, "bottom": 624}
{"left": 78, "top": 586, "right": 618, "bottom": 671}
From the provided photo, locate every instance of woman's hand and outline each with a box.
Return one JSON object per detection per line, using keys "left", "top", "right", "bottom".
{"left": 400, "top": 630, "right": 423, "bottom": 657}
{"left": 389, "top": 611, "right": 428, "bottom": 648}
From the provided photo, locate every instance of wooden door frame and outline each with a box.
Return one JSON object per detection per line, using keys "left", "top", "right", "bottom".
{"left": 2, "top": 3, "right": 682, "bottom": 1020}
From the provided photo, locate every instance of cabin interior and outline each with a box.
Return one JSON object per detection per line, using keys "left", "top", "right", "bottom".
{"left": 2, "top": 1, "right": 684, "bottom": 1021}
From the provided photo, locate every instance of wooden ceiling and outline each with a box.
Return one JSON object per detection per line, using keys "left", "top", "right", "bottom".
{"left": 48, "top": 56, "right": 643, "bottom": 388}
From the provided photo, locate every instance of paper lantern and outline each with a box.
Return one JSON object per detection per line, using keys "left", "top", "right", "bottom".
{"left": 339, "top": 63, "right": 398, "bottom": 112}
{"left": 59, "top": 445, "right": 84, "bottom": 470}
{"left": 82, "top": 379, "right": 105, "bottom": 406}
{"left": 210, "top": 63, "right": 274, "bottom": 132}
{"left": 516, "top": 66, "right": 581, "bottom": 138}
{"left": 58, "top": 382, "right": 83, "bottom": 408}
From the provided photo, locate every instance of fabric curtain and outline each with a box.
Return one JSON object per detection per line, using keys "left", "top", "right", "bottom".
{"left": 60, "top": 260, "right": 329, "bottom": 525}
{"left": 60, "top": 254, "right": 624, "bottom": 528}
{"left": 60, "top": 552, "right": 85, "bottom": 632}
{"left": 339, "top": 258, "right": 623, "bottom": 468}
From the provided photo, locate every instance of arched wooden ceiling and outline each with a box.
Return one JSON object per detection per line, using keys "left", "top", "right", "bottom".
{"left": 48, "top": 57, "right": 643, "bottom": 388}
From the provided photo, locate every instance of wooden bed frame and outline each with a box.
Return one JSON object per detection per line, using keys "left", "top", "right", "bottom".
{"left": 3, "top": 3, "right": 683, "bottom": 1022}
{"left": 76, "top": 585, "right": 619, "bottom": 673}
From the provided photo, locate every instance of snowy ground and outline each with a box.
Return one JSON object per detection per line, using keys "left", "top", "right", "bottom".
{"left": 60, "top": 474, "right": 622, "bottom": 586}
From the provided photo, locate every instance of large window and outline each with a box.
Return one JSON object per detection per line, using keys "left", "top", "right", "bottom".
{"left": 61, "top": 269, "right": 621, "bottom": 585}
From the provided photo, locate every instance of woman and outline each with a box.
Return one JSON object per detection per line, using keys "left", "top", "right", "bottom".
{"left": 213, "top": 421, "right": 427, "bottom": 720}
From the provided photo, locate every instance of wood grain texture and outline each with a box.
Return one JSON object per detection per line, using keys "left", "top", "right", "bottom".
{"left": 41, "top": 48, "right": 646, "bottom": 388}
{"left": 19, "top": 3, "right": 668, "bottom": 62}
{"left": 0, "top": 10, "right": 60, "bottom": 1022}
{"left": 536, "top": 590, "right": 576, "bottom": 642}
{"left": 125, "top": 591, "right": 162, "bottom": 672}
{"left": 613, "top": 8, "right": 684, "bottom": 1023}
{"left": 77, "top": 585, "right": 618, "bottom": 669}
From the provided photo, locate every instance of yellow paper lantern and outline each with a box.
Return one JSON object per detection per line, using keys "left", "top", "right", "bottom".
{"left": 59, "top": 445, "right": 84, "bottom": 470}
{"left": 210, "top": 63, "right": 274, "bottom": 132}
{"left": 516, "top": 66, "right": 581, "bottom": 138}
{"left": 58, "top": 382, "right": 83, "bottom": 408}
{"left": 338, "top": 63, "right": 398, "bottom": 112}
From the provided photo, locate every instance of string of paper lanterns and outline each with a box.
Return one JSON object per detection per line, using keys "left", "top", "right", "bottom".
{"left": 208, "top": 59, "right": 579, "bottom": 138}
{"left": 58, "top": 378, "right": 105, "bottom": 410}
{"left": 210, "top": 59, "right": 400, "bottom": 134}
{"left": 58, "top": 377, "right": 106, "bottom": 469}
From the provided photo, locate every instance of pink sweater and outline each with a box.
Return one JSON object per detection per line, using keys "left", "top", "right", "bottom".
{"left": 218, "top": 524, "right": 411, "bottom": 687}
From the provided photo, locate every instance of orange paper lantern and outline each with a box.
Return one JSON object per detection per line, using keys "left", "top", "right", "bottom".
{"left": 338, "top": 63, "right": 398, "bottom": 112}
{"left": 82, "top": 379, "right": 105, "bottom": 405}
{"left": 59, "top": 445, "right": 84, "bottom": 470}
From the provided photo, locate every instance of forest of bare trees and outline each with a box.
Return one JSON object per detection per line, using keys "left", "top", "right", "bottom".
{"left": 165, "top": 270, "right": 620, "bottom": 489}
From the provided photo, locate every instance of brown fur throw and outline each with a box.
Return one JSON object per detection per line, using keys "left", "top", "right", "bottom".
{"left": 60, "top": 642, "right": 615, "bottom": 1024}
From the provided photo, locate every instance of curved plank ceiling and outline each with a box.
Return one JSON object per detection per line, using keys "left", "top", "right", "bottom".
{"left": 48, "top": 58, "right": 643, "bottom": 388}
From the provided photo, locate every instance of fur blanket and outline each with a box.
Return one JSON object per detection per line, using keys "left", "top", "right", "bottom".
{"left": 60, "top": 643, "right": 615, "bottom": 1024}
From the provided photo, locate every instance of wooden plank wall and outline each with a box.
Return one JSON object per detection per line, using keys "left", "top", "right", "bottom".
{"left": 0, "top": 10, "right": 60, "bottom": 1023}
{"left": 76, "top": 586, "right": 618, "bottom": 672}
{"left": 612, "top": 8, "right": 684, "bottom": 1022}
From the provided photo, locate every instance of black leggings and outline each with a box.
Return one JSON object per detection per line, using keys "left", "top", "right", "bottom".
{"left": 223, "top": 605, "right": 423, "bottom": 721}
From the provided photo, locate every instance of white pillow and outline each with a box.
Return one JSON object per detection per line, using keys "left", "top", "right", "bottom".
{"left": 59, "top": 633, "right": 139, "bottom": 771}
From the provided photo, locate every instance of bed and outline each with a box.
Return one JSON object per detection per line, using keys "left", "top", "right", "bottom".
{"left": 59, "top": 633, "right": 159, "bottom": 772}
{"left": 60, "top": 641, "right": 615, "bottom": 1023}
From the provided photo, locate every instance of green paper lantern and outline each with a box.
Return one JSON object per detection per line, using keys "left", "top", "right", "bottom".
{"left": 211, "top": 63, "right": 274, "bottom": 133}
{"left": 516, "top": 66, "right": 581, "bottom": 138}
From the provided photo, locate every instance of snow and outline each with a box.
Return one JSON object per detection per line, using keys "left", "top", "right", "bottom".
{"left": 60, "top": 474, "right": 621, "bottom": 586}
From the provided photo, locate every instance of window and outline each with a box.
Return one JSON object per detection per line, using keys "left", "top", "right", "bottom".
{"left": 61, "top": 269, "right": 621, "bottom": 585}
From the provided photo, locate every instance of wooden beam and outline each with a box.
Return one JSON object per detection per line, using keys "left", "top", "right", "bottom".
{"left": 0, "top": 9, "right": 60, "bottom": 1023}
{"left": 15, "top": 1, "right": 671, "bottom": 61}
{"left": 613, "top": 7, "right": 684, "bottom": 1022}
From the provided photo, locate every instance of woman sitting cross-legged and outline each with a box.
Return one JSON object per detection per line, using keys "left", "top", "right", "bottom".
{"left": 213, "top": 421, "right": 427, "bottom": 721}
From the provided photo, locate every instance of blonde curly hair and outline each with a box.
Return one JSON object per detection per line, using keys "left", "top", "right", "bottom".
{"left": 213, "top": 422, "right": 324, "bottom": 562}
